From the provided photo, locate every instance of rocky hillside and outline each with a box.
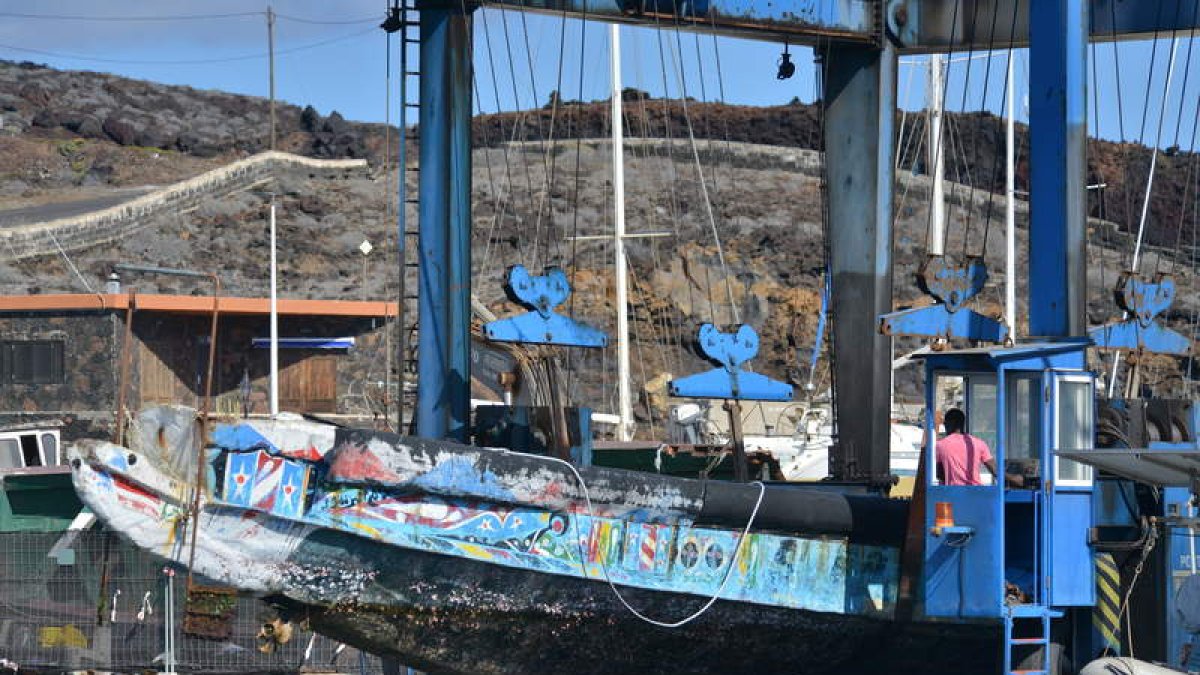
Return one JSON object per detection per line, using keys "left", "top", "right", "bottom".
{"left": 0, "top": 60, "right": 1197, "bottom": 426}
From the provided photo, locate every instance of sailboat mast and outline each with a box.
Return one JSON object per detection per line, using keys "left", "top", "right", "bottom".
{"left": 611, "top": 24, "right": 633, "bottom": 442}
{"left": 927, "top": 53, "right": 945, "bottom": 256}
{"left": 1005, "top": 56, "right": 1017, "bottom": 342}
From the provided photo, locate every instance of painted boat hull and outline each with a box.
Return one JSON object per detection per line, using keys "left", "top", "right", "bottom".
{"left": 272, "top": 529, "right": 999, "bottom": 675}
{"left": 67, "top": 409, "right": 1002, "bottom": 675}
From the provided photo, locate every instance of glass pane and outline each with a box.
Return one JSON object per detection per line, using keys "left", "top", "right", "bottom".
{"left": 0, "top": 438, "right": 19, "bottom": 468}
{"left": 41, "top": 433, "right": 58, "bottom": 465}
{"left": 930, "top": 375, "right": 965, "bottom": 486}
{"left": 1006, "top": 374, "right": 1041, "bottom": 460}
{"left": 935, "top": 375, "right": 965, "bottom": 418}
{"left": 968, "top": 376, "right": 998, "bottom": 453}
{"left": 8, "top": 341, "right": 64, "bottom": 384}
{"left": 1056, "top": 380, "right": 1093, "bottom": 483}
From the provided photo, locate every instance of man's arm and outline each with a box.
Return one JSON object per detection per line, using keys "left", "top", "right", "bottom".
{"left": 984, "top": 457, "right": 1026, "bottom": 488}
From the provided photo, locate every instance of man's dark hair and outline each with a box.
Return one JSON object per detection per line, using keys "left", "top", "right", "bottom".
{"left": 944, "top": 408, "right": 966, "bottom": 434}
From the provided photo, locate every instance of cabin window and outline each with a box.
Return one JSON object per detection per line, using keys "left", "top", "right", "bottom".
{"left": 967, "top": 375, "right": 998, "bottom": 454}
{"left": 1054, "top": 376, "right": 1094, "bottom": 486}
{"left": 41, "top": 433, "right": 58, "bottom": 465}
{"left": 931, "top": 372, "right": 998, "bottom": 486}
{"left": 1005, "top": 373, "right": 1041, "bottom": 461}
{"left": 19, "top": 434, "right": 40, "bottom": 467}
{"left": 1, "top": 340, "right": 65, "bottom": 385}
{"left": 0, "top": 438, "right": 19, "bottom": 468}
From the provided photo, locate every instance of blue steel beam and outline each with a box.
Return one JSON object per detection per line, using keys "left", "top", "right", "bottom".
{"left": 891, "top": 0, "right": 1200, "bottom": 52}
{"left": 477, "top": 0, "right": 879, "bottom": 45}
{"left": 477, "top": 0, "right": 1200, "bottom": 50}
{"left": 822, "top": 40, "right": 897, "bottom": 484}
{"left": 416, "top": 0, "right": 474, "bottom": 442}
{"left": 1028, "top": 0, "right": 1088, "bottom": 338}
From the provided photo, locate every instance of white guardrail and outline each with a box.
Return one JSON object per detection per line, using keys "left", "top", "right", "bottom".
{"left": 0, "top": 151, "right": 368, "bottom": 261}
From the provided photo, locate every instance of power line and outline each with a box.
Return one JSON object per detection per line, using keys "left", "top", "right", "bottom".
{"left": 274, "top": 12, "right": 378, "bottom": 25}
{"left": 0, "top": 10, "right": 263, "bottom": 21}
{"left": 0, "top": 10, "right": 376, "bottom": 24}
{"left": 0, "top": 27, "right": 376, "bottom": 66}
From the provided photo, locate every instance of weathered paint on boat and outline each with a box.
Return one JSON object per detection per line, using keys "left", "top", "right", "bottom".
{"left": 68, "top": 409, "right": 1001, "bottom": 674}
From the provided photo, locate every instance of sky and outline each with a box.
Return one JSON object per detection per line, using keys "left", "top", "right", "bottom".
{"left": 0, "top": 0, "right": 1196, "bottom": 150}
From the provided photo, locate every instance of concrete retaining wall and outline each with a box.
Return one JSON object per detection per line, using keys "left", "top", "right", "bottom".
{"left": 1, "top": 151, "right": 368, "bottom": 261}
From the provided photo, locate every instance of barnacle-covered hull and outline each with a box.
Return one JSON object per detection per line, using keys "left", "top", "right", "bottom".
{"left": 68, "top": 407, "right": 998, "bottom": 675}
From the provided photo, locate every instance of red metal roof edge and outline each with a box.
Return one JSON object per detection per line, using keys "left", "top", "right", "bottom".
{"left": 0, "top": 293, "right": 399, "bottom": 318}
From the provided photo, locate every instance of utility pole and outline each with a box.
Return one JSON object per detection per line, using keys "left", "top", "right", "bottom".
{"left": 269, "top": 198, "right": 279, "bottom": 417}
{"left": 267, "top": 6, "right": 276, "bottom": 151}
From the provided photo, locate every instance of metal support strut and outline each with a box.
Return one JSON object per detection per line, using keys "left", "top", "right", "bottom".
{"left": 416, "top": 0, "right": 473, "bottom": 442}
{"left": 821, "top": 41, "right": 897, "bottom": 484}
{"left": 1028, "top": 0, "right": 1088, "bottom": 338}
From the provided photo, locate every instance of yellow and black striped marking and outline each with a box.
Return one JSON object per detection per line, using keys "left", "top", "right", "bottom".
{"left": 1094, "top": 552, "right": 1122, "bottom": 652}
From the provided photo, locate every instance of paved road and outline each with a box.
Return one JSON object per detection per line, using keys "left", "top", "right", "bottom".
{"left": 0, "top": 186, "right": 157, "bottom": 227}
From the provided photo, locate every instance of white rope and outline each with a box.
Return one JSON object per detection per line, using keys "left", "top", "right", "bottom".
{"left": 1109, "top": 35, "right": 1182, "bottom": 398}
{"left": 46, "top": 228, "right": 97, "bottom": 293}
{"left": 543, "top": 453, "right": 766, "bottom": 628}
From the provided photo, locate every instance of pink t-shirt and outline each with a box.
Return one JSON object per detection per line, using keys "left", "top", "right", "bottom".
{"left": 936, "top": 433, "right": 993, "bottom": 486}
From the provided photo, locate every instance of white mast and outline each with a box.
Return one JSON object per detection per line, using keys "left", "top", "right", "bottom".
{"left": 927, "top": 54, "right": 946, "bottom": 256}
{"left": 1005, "top": 56, "right": 1017, "bottom": 342}
{"left": 611, "top": 24, "right": 633, "bottom": 442}
{"left": 269, "top": 199, "right": 280, "bottom": 417}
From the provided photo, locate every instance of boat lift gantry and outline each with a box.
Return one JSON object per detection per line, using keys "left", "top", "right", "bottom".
{"left": 406, "top": 0, "right": 1200, "bottom": 484}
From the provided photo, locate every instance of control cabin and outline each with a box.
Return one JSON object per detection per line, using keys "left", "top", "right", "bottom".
{"left": 916, "top": 341, "right": 1095, "bottom": 670}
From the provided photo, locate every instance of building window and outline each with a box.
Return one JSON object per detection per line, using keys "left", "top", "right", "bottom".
{"left": 1, "top": 340, "right": 65, "bottom": 385}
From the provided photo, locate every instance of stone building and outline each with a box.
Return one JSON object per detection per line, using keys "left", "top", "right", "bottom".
{"left": 0, "top": 292, "right": 399, "bottom": 440}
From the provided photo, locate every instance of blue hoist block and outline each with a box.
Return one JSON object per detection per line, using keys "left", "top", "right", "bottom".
{"left": 483, "top": 265, "right": 608, "bottom": 348}
{"left": 1089, "top": 272, "right": 1191, "bottom": 355}
{"left": 669, "top": 324, "right": 793, "bottom": 401}
{"left": 878, "top": 256, "right": 1009, "bottom": 342}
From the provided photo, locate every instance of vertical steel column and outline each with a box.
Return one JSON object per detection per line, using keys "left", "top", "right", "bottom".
{"left": 1028, "top": 0, "right": 1088, "bottom": 338}
{"left": 822, "top": 41, "right": 897, "bottom": 484}
{"left": 416, "top": 1, "right": 473, "bottom": 441}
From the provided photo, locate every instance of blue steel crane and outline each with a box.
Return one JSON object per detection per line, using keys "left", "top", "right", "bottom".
{"left": 408, "top": 0, "right": 1195, "bottom": 474}
{"left": 400, "top": 0, "right": 1200, "bottom": 670}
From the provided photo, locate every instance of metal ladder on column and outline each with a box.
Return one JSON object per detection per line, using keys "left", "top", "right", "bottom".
{"left": 1003, "top": 604, "right": 1061, "bottom": 675}
{"left": 396, "top": 0, "right": 420, "bottom": 433}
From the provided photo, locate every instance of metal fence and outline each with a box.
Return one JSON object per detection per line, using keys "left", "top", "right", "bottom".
{"left": 0, "top": 530, "right": 387, "bottom": 674}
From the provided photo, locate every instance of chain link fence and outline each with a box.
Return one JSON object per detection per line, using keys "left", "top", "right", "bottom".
{"left": 0, "top": 530, "right": 388, "bottom": 674}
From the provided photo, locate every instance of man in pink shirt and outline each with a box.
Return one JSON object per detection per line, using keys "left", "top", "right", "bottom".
{"left": 935, "top": 408, "right": 999, "bottom": 486}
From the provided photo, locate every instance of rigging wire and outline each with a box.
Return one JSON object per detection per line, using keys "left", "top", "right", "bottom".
{"left": 531, "top": 0, "right": 572, "bottom": 269}
{"left": 957, "top": 0, "right": 1001, "bottom": 259}
{"left": 659, "top": 14, "right": 739, "bottom": 324}
{"left": 491, "top": 2, "right": 543, "bottom": 262}
{"left": 815, "top": 37, "right": 839, "bottom": 437}
{"left": 0, "top": 26, "right": 376, "bottom": 65}
{"left": 513, "top": 1, "right": 562, "bottom": 268}
{"left": 1130, "top": 29, "right": 1182, "bottom": 275}
{"left": 1110, "top": 15, "right": 1182, "bottom": 396}
{"left": 922, "top": 0, "right": 962, "bottom": 258}
{"left": 0, "top": 10, "right": 263, "bottom": 21}
{"left": 475, "top": 7, "right": 524, "bottom": 277}
{"left": 1164, "top": 0, "right": 1200, "bottom": 278}
{"left": 975, "top": 0, "right": 1022, "bottom": 259}
{"left": 564, "top": 1, "right": 591, "bottom": 399}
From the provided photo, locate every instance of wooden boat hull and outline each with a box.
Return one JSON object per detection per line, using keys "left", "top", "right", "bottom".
{"left": 67, "top": 410, "right": 1001, "bottom": 675}
{"left": 273, "top": 530, "right": 999, "bottom": 675}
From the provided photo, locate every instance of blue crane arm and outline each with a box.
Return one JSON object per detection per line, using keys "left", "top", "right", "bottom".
{"left": 473, "top": 0, "right": 1200, "bottom": 51}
